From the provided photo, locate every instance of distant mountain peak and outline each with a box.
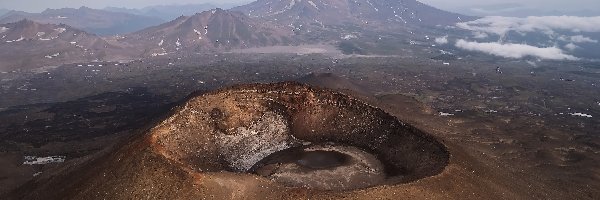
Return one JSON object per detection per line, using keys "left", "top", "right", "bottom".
{"left": 234, "top": 0, "right": 474, "bottom": 29}
{"left": 125, "top": 9, "right": 296, "bottom": 56}
{"left": 193, "top": 8, "right": 235, "bottom": 17}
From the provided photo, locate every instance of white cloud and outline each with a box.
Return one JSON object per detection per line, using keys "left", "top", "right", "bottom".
{"left": 457, "top": 16, "right": 600, "bottom": 38}
{"left": 564, "top": 43, "right": 579, "bottom": 51}
{"left": 472, "top": 31, "right": 489, "bottom": 39}
{"left": 569, "top": 35, "right": 598, "bottom": 43}
{"left": 435, "top": 36, "right": 448, "bottom": 44}
{"left": 558, "top": 35, "right": 599, "bottom": 43}
{"left": 455, "top": 39, "right": 578, "bottom": 60}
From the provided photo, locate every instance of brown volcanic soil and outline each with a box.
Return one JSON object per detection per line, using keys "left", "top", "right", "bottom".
{"left": 7, "top": 82, "right": 451, "bottom": 199}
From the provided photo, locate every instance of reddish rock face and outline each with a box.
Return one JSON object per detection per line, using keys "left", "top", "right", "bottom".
{"left": 152, "top": 82, "right": 449, "bottom": 190}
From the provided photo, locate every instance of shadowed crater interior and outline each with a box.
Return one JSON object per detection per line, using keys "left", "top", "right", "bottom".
{"left": 150, "top": 82, "right": 449, "bottom": 191}
{"left": 297, "top": 150, "right": 348, "bottom": 169}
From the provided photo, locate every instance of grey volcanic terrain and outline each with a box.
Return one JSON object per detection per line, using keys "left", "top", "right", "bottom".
{"left": 0, "top": 0, "right": 599, "bottom": 199}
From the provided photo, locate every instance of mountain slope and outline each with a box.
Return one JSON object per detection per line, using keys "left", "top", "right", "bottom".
{"left": 233, "top": 0, "right": 474, "bottom": 29}
{"left": 0, "top": 19, "right": 135, "bottom": 71}
{"left": 0, "top": 7, "right": 163, "bottom": 35}
{"left": 122, "top": 8, "right": 297, "bottom": 56}
{"left": 0, "top": 9, "right": 10, "bottom": 17}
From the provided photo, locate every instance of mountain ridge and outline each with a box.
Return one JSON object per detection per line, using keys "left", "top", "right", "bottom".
{"left": 233, "top": 0, "right": 475, "bottom": 29}
{"left": 0, "top": 19, "right": 136, "bottom": 71}
{"left": 0, "top": 7, "right": 163, "bottom": 35}
{"left": 122, "top": 8, "right": 297, "bottom": 56}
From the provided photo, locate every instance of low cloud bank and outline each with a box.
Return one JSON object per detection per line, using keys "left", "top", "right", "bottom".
{"left": 567, "top": 35, "right": 598, "bottom": 43}
{"left": 457, "top": 16, "right": 600, "bottom": 37}
{"left": 564, "top": 43, "right": 579, "bottom": 51}
{"left": 455, "top": 39, "right": 578, "bottom": 60}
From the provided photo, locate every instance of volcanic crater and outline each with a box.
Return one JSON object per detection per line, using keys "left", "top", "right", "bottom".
{"left": 150, "top": 82, "right": 449, "bottom": 191}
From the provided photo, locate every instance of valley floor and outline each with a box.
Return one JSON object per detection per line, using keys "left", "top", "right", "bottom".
{"left": 0, "top": 53, "right": 598, "bottom": 199}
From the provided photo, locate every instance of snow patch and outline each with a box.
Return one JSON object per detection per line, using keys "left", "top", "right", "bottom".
{"left": 6, "top": 36, "right": 24, "bottom": 43}
{"left": 366, "top": 0, "right": 379, "bottom": 12}
{"left": 175, "top": 38, "right": 181, "bottom": 47}
{"left": 440, "top": 50, "right": 452, "bottom": 55}
{"left": 39, "top": 36, "right": 57, "bottom": 41}
{"left": 439, "top": 112, "right": 454, "bottom": 116}
{"left": 273, "top": 0, "right": 297, "bottom": 15}
{"left": 23, "top": 156, "right": 66, "bottom": 165}
{"left": 54, "top": 28, "right": 66, "bottom": 34}
{"left": 308, "top": 1, "right": 319, "bottom": 10}
{"left": 158, "top": 39, "right": 164, "bottom": 46}
{"left": 44, "top": 53, "right": 60, "bottom": 59}
{"left": 193, "top": 29, "right": 203, "bottom": 39}
{"left": 341, "top": 34, "right": 358, "bottom": 40}
{"left": 570, "top": 113, "right": 592, "bottom": 118}
{"left": 0, "top": 27, "right": 8, "bottom": 33}
{"left": 151, "top": 52, "right": 168, "bottom": 57}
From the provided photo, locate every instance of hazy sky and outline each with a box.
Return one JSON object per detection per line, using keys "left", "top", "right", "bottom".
{"left": 0, "top": 0, "right": 598, "bottom": 12}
